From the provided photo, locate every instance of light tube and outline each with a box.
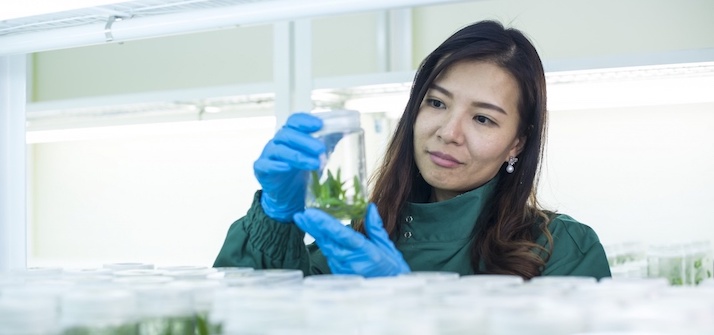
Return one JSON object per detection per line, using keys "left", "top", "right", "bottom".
{"left": 0, "top": 0, "right": 466, "bottom": 56}
{"left": 26, "top": 116, "right": 276, "bottom": 143}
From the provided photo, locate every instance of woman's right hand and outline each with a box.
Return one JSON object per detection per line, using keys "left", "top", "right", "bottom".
{"left": 254, "top": 113, "right": 325, "bottom": 222}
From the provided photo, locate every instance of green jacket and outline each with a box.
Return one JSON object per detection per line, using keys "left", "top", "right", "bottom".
{"left": 214, "top": 179, "right": 611, "bottom": 279}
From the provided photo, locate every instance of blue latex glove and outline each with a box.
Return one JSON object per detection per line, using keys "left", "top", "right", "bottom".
{"left": 293, "top": 203, "right": 411, "bottom": 277}
{"left": 254, "top": 113, "right": 325, "bottom": 222}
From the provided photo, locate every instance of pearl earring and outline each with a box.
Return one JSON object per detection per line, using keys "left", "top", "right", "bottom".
{"left": 506, "top": 156, "right": 518, "bottom": 174}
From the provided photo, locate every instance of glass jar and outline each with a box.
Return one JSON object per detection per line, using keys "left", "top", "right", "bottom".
{"left": 648, "top": 244, "right": 686, "bottom": 286}
{"left": 60, "top": 288, "right": 138, "bottom": 335}
{"left": 131, "top": 285, "right": 195, "bottom": 335}
{"left": 0, "top": 297, "right": 58, "bottom": 335}
{"left": 305, "top": 109, "right": 368, "bottom": 222}
{"left": 687, "top": 241, "right": 713, "bottom": 285}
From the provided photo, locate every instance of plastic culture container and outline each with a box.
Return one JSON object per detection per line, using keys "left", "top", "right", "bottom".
{"left": 113, "top": 269, "right": 166, "bottom": 278}
{"left": 207, "top": 267, "right": 254, "bottom": 280}
{"left": 527, "top": 276, "right": 598, "bottom": 292}
{"left": 306, "top": 109, "right": 368, "bottom": 222}
{"left": 458, "top": 274, "right": 524, "bottom": 291}
{"left": 163, "top": 268, "right": 217, "bottom": 281}
{"left": 606, "top": 242, "right": 648, "bottom": 278}
{"left": 214, "top": 269, "right": 302, "bottom": 287}
{"left": 587, "top": 299, "right": 685, "bottom": 334}
{"left": 60, "top": 288, "right": 138, "bottom": 335}
{"left": 0, "top": 297, "right": 58, "bottom": 335}
{"left": 647, "top": 244, "right": 686, "bottom": 285}
{"left": 132, "top": 285, "right": 195, "bottom": 335}
{"left": 399, "top": 271, "right": 460, "bottom": 283}
{"left": 488, "top": 299, "right": 585, "bottom": 335}
{"left": 361, "top": 276, "right": 427, "bottom": 295}
{"left": 686, "top": 241, "right": 713, "bottom": 285}
{"left": 11, "top": 267, "right": 63, "bottom": 281}
{"left": 62, "top": 267, "right": 113, "bottom": 277}
{"left": 167, "top": 280, "right": 225, "bottom": 335}
{"left": 214, "top": 286, "right": 304, "bottom": 335}
{"left": 103, "top": 263, "right": 154, "bottom": 272}
{"left": 302, "top": 274, "right": 364, "bottom": 289}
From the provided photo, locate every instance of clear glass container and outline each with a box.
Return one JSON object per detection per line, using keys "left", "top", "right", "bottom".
{"left": 60, "top": 288, "right": 138, "bottom": 335}
{"left": 687, "top": 241, "right": 713, "bottom": 285}
{"left": 131, "top": 285, "right": 195, "bottom": 335}
{"left": 488, "top": 300, "right": 585, "bottom": 335}
{"left": 214, "top": 287, "right": 304, "bottom": 335}
{"left": 168, "top": 280, "right": 224, "bottom": 335}
{"left": 647, "top": 244, "right": 686, "bottom": 285}
{"left": 0, "top": 297, "right": 58, "bottom": 335}
{"left": 305, "top": 109, "right": 368, "bottom": 221}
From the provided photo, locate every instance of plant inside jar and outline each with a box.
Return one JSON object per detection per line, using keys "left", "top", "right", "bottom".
{"left": 309, "top": 169, "right": 367, "bottom": 221}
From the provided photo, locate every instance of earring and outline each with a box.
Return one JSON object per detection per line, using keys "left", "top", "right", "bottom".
{"left": 506, "top": 156, "right": 518, "bottom": 174}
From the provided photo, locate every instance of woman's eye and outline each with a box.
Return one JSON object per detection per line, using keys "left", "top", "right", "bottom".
{"left": 475, "top": 115, "right": 492, "bottom": 125}
{"left": 426, "top": 98, "right": 445, "bottom": 109}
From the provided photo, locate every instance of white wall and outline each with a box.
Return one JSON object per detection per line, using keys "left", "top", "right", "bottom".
{"left": 29, "top": 118, "right": 274, "bottom": 267}
{"left": 541, "top": 102, "right": 714, "bottom": 246}
{"left": 412, "top": 0, "right": 714, "bottom": 70}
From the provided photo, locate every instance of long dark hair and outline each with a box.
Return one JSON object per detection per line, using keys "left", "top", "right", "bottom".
{"left": 356, "top": 20, "right": 552, "bottom": 278}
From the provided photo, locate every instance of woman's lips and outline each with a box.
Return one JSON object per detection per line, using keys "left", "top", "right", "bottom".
{"left": 429, "top": 151, "right": 462, "bottom": 168}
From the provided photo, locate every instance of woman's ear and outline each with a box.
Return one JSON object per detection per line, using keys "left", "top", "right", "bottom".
{"left": 508, "top": 135, "right": 527, "bottom": 158}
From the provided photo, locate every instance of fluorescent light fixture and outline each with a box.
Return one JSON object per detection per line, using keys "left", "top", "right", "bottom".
{"left": 340, "top": 62, "right": 714, "bottom": 115}
{"left": 26, "top": 116, "right": 276, "bottom": 143}
{"left": 25, "top": 61, "right": 714, "bottom": 141}
{"left": 0, "top": 0, "right": 467, "bottom": 56}
{"left": 344, "top": 93, "right": 409, "bottom": 119}
{"left": 547, "top": 62, "right": 714, "bottom": 111}
{"left": 0, "top": 0, "right": 127, "bottom": 21}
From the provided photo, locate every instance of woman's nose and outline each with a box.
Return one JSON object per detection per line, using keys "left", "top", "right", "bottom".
{"left": 436, "top": 111, "right": 465, "bottom": 144}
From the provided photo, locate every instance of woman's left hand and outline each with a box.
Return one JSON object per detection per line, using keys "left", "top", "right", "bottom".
{"left": 293, "top": 203, "right": 411, "bottom": 278}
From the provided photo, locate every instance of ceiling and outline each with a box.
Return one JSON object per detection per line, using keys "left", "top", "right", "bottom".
{"left": 1, "top": 0, "right": 268, "bottom": 35}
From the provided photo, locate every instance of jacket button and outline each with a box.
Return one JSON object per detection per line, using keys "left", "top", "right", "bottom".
{"left": 404, "top": 231, "right": 412, "bottom": 238}
{"left": 405, "top": 216, "right": 413, "bottom": 223}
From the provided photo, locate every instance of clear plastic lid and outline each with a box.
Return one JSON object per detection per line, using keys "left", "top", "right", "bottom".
{"left": 113, "top": 275, "right": 174, "bottom": 287}
{"left": 60, "top": 288, "right": 136, "bottom": 327}
{"left": 311, "top": 109, "right": 361, "bottom": 135}
{"left": 63, "top": 267, "right": 113, "bottom": 277}
{"left": 459, "top": 274, "right": 525, "bottom": 289}
{"left": 303, "top": 274, "right": 364, "bottom": 288}
{"left": 102, "top": 262, "right": 154, "bottom": 271}
{"left": 165, "top": 268, "right": 217, "bottom": 280}
{"left": 400, "top": 271, "right": 460, "bottom": 283}
{"left": 208, "top": 267, "right": 255, "bottom": 280}
{"left": 113, "top": 269, "right": 166, "bottom": 277}
{"left": 528, "top": 275, "right": 598, "bottom": 288}
{"left": 156, "top": 265, "right": 209, "bottom": 272}
{"left": 361, "top": 276, "right": 427, "bottom": 294}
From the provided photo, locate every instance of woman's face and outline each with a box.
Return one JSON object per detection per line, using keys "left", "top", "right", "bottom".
{"left": 413, "top": 60, "right": 524, "bottom": 202}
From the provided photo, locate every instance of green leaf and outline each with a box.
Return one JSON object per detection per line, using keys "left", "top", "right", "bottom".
{"left": 308, "top": 167, "right": 367, "bottom": 220}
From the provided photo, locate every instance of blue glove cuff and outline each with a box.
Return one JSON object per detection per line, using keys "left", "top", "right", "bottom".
{"left": 260, "top": 192, "right": 301, "bottom": 223}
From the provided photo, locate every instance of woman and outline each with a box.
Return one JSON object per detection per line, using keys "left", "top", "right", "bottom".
{"left": 214, "top": 20, "right": 611, "bottom": 280}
